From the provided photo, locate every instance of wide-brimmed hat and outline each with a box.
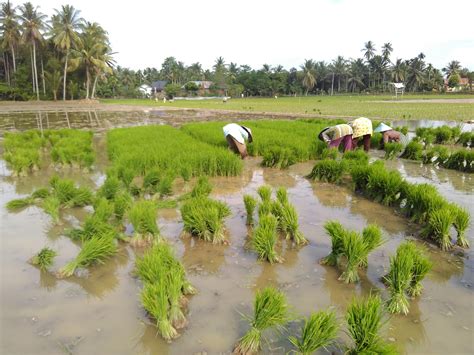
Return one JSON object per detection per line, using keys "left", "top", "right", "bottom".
{"left": 374, "top": 123, "right": 393, "bottom": 133}
{"left": 241, "top": 125, "right": 253, "bottom": 143}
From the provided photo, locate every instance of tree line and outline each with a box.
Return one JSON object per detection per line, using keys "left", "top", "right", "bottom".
{"left": 1, "top": 1, "right": 472, "bottom": 100}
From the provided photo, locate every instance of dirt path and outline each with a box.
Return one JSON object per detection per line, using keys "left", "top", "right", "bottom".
{"left": 374, "top": 98, "right": 474, "bottom": 104}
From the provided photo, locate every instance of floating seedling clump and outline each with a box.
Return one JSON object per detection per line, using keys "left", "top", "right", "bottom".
{"left": 443, "top": 149, "right": 474, "bottom": 173}
{"left": 279, "top": 202, "right": 308, "bottom": 246}
{"left": 421, "top": 207, "right": 454, "bottom": 250}
{"left": 451, "top": 206, "right": 470, "bottom": 248}
{"left": 366, "top": 165, "right": 404, "bottom": 206}
{"left": 401, "top": 141, "right": 424, "bottom": 161}
{"left": 234, "top": 287, "right": 289, "bottom": 354}
{"left": 307, "top": 160, "right": 345, "bottom": 184}
{"left": 384, "top": 142, "right": 403, "bottom": 160}
{"left": 252, "top": 214, "right": 282, "bottom": 263}
{"left": 243, "top": 195, "right": 257, "bottom": 226}
{"left": 321, "top": 221, "right": 346, "bottom": 266}
{"left": 128, "top": 200, "right": 160, "bottom": 246}
{"left": 136, "top": 243, "right": 195, "bottom": 340}
{"left": 190, "top": 176, "right": 213, "bottom": 198}
{"left": 289, "top": 310, "right": 339, "bottom": 355}
{"left": 181, "top": 196, "right": 231, "bottom": 244}
{"left": 30, "top": 247, "right": 57, "bottom": 271}
{"left": 6, "top": 196, "right": 35, "bottom": 212}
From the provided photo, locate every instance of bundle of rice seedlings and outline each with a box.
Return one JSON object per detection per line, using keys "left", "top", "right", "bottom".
{"left": 42, "top": 196, "right": 61, "bottom": 224}
{"left": 307, "top": 160, "right": 345, "bottom": 184}
{"left": 92, "top": 197, "right": 115, "bottom": 222}
{"left": 399, "top": 242, "right": 432, "bottom": 297}
{"left": 30, "top": 247, "right": 57, "bottom": 271}
{"left": 191, "top": 176, "right": 212, "bottom": 198}
{"left": 342, "top": 149, "right": 369, "bottom": 164}
{"left": 129, "top": 200, "right": 160, "bottom": 246}
{"left": 67, "top": 186, "right": 94, "bottom": 208}
{"left": 421, "top": 207, "right": 454, "bottom": 250}
{"left": 50, "top": 177, "right": 77, "bottom": 204}
{"left": 366, "top": 166, "right": 404, "bottom": 206}
{"left": 258, "top": 199, "right": 273, "bottom": 218}
{"left": 384, "top": 142, "right": 403, "bottom": 160}
{"left": 370, "top": 132, "right": 383, "bottom": 149}
{"left": 58, "top": 233, "right": 117, "bottom": 278}
{"left": 234, "top": 287, "right": 289, "bottom": 354}
{"left": 6, "top": 196, "right": 35, "bottom": 212}
{"left": 401, "top": 141, "right": 424, "bottom": 161}
{"left": 403, "top": 183, "right": 446, "bottom": 223}
{"left": 346, "top": 294, "right": 397, "bottom": 355}
{"left": 252, "top": 214, "right": 283, "bottom": 263}
{"left": 99, "top": 176, "right": 121, "bottom": 200}
{"left": 276, "top": 187, "right": 288, "bottom": 205}
{"left": 349, "top": 163, "right": 372, "bottom": 192}
{"left": 31, "top": 188, "right": 50, "bottom": 199}
{"left": 288, "top": 310, "right": 339, "bottom": 355}
{"left": 321, "top": 221, "right": 346, "bottom": 266}
{"left": 451, "top": 206, "right": 470, "bottom": 248}
{"left": 68, "top": 214, "right": 116, "bottom": 241}
{"left": 423, "top": 146, "right": 450, "bottom": 165}
{"left": 243, "top": 194, "right": 257, "bottom": 226}
{"left": 143, "top": 168, "right": 161, "bottom": 193}
{"left": 257, "top": 185, "right": 272, "bottom": 203}
{"left": 141, "top": 281, "right": 178, "bottom": 341}
{"left": 158, "top": 172, "right": 174, "bottom": 196}
{"left": 443, "top": 149, "right": 474, "bottom": 173}
{"left": 361, "top": 224, "right": 383, "bottom": 267}
{"left": 167, "top": 267, "right": 188, "bottom": 329}
{"left": 457, "top": 132, "right": 473, "bottom": 147}
{"left": 279, "top": 202, "right": 307, "bottom": 246}
{"left": 339, "top": 231, "right": 368, "bottom": 283}
{"left": 384, "top": 250, "right": 414, "bottom": 315}
{"left": 181, "top": 197, "right": 231, "bottom": 244}
{"left": 113, "top": 190, "right": 133, "bottom": 222}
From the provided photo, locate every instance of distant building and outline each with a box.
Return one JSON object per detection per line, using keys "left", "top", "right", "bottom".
{"left": 138, "top": 84, "right": 152, "bottom": 97}
{"left": 444, "top": 77, "right": 470, "bottom": 92}
{"left": 151, "top": 80, "right": 168, "bottom": 95}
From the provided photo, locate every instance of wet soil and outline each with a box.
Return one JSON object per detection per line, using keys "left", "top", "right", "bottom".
{"left": 1, "top": 138, "right": 473, "bottom": 354}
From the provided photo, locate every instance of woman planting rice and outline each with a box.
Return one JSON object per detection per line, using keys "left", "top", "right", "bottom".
{"left": 374, "top": 123, "right": 409, "bottom": 149}
{"left": 318, "top": 124, "right": 354, "bottom": 152}
{"left": 349, "top": 117, "right": 373, "bottom": 152}
{"left": 222, "top": 123, "right": 253, "bottom": 159}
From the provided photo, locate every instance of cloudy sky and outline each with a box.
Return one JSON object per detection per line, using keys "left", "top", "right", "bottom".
{"left": 36, "top": 0, "right": 474, "bottom": 71}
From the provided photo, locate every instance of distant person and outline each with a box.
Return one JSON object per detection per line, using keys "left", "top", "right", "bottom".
{"left": 350, "top": 117, "right": 373, "bottom": 152}
{"left": 374, "top": 123, "right": 409, "bottom": 149}
{"left": 223, "top": 123, "right": 253, "bottom": 159}
{"left": 318, "top": 124, "right": 353, "bottom": 152}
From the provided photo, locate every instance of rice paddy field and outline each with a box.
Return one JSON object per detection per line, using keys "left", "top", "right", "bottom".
{"left": 1, "top": 112, "right": 473, "bottom": 355}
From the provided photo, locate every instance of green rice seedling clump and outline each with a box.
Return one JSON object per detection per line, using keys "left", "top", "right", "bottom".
{"left": 258, "top": 199, "right": 273, "bottom": 218}
{"left": 113, "top": 190, "right": 133, "bottom": 222}
{"left": 346, "top": 294, "right": 398, "bottom": 354}
{"left": 234, "top": 287, "right": 289, "bottom": 354}
{"left": 366, "top": 165, "right": 404, "bottom": 206}
{"left": 252, "top": 214, "right": 283, "bottom": 263}
{"left": 339, "top": 231, "right": 370, "bottom": 283}
{"left": 394, "top": 126, "right": 409, "bottom": 135}
{"left": 6, "top": 196, "right": 35, "bottom": 212}
{"left": 450, "top": 206, "right": 470, "bottom": 248}
{"left": 343, "top": 149, "right": 369, "bottom": 164}
{"left": 361, "top": 224, "right": 383, "bottom": 267}
{"left": 30, "top": 247, "right": 57, "bottom": 271}
{"left": 257, "top": 185, "right": 272, "bottom": 203}
{"left": 31, "top": 188, "right": 50, "bottom": 199}
{"left": 42, "top": 196, "right": 61, "bottom": 224}
{"left": 443, "top": 149, "right": 474, "bottom": 173}
{"left": 421, "top": 207, "right": 454, "bottom": 250}
{"left": 370, "top": 132, "right": 383, "bottom": 149}
{"left": 384, "top": 247, "right": 414, "bottom": 315}
{"left": 243, "top": 195, "right": 257, "bottom": 226}
{"left": 3, "top": 130, "right": 45, "bottom": 175}
{"left": 58, "top": 233, "right": 117, "bottom": 278}
{"left": 289, "top": 310, "right": 339, "bottom": 355}
{"left": 129, "top": 200, "right": 160, "bottom": 246}
{"left": 276, "top": 187, "right": 288, "bottom": 205}
{"left": 321, "top": 221, "right": 346, "bottom": 266}
{"left": 307, "top": 160, "right": 345, "bottom": 184}
{"left": 47, "top": 129, "right": 95, "bottom": 168}
{"left": 190, "top": 176, "right": 212, "bottom": 198}
{"left": 457, "top": 131, "right": 473, "bottom": 147}
{"left": 399, "top": 241, "right": 432, "bottom": 297}
{"left": 401, "top": 141, "right": 424, "bottom": 161}
{"left": 403, "top": 183, "right": 447, "bottom": 223}
{"left": 384, "top": 142, "right": 404, "bottom": 159}
{"left": 99, "top": 176, "right": 121, "bottom": 200}
{"left": 181, "top": 197, "right": 231, "bottom": 244}
{"left": 279, "top": 202, "right": 308, "bottom": 246}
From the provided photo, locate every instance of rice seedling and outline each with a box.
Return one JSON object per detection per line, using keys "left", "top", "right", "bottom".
{"left": 68, "top": 214, "right": 116, "bottom": 241}
{"left": 384, "top": 249, "right": 414, "bottom": 315}
{"left": 342, "top": 149, "right": 369, "bottom": 164}
{"left": 31, "top": 188, "right": 50, "bottom": 199}
{"left": 158, "top": 171, "right": 174, "bottom": 196}
{"left": 394, "top": 125, "right": 409, "bottom": 135}
{"left": 30, "top": 247, "right": 57, "bottom": 271}
{"left": 450, "top": 206, "right": 470, "bottom": 248}
{"left": 401, "top": 141, "right": 423, "bottom": 161}
{"left": 258, "top": 199, "right": 273, "bottom": 218}
{"left": 370, "top": 132, "right": 383, "bottom": 149}
{"left": 99, "top": 176, "right": 121, "bottom": 200}
{"left": 384, "top": 142, "right": 403, "bottom": 159}
{"left": 421, "top": 207, "right": 454, "bottom": 250}
{"left": 252, "top": 214, "right": 283, "bottom": 263}
{"left": 307, "top": 160, "right": 345, "bottom": 184}
{"left": 191, "top": 176, "right": 212, "bottom": 198}
{"left": 423, "top": 146, "right": 450, "bottom": 165}
{"left": 143, "top": 168, "right": 161, "bottom": 193}
{"left": 181, "top": 197, "right": 231, "bottom": 244}
{"left": 400, "top": 242, "right": 432, "bottom": 297}
{"left": 42, "top": 196, "right": 61, "bottom": 224}
{"left": 67, "top": 186, "right": 95, "bottom": 208}
{"left": 234, "top": 287, "right": 289, "bottom": 354}
{"left": 58, "top": 233, "right": 117, "bottom": 278}
{"left": 141, "top": 281, "right": 179, "bottom": 341}
{"left": 155, "top": 199, "right": 178, "bottom": 209}
{"left": 361, "top": 224, "right": 383, "bottom": 267}
{"left": 243, "top": 194, "right": 257, "bottom": 226}
{"left": 129, "top": 200, "right": 160, "bottom": 246}
{"left": 346, "top": 294, "right": 397, "bottom": 355}
{"left": 276, "top": 187, "right": 288, "bottom": 205}
{"left": 93, "top": 197, "right": 115, "bottom": 222}
{"left": 6, "top": 197, "right": 34, "bottom": 212}
{"left": 366, "top": 166, "right": 404, "bottom": 206}
{"left": 443, "top": 149, "right": 474, "bottom": 173}
{"left": 279, "top": 202, "right": 308, "bottom": 246}
{"left": 113, "top": 190, "right": 133, "bottom": 222}
{"left": 288, "top": 310, "right": 339, "bottom": 355}
{"left": 321, "top": 221, "right": 346, "bottom": 266}
{"left": 338, "top": 231, "right": 368, "bottom": 283}
{"left": 3, "top": 130, "right": 45, "bottom": 175}
{"left": 403, "top": 183, "right": 447, "bottom": 223}
{"left": 457, "top": 131, "right": 473, "bottom": 147}
{"left": 167, "top": 267, "right": 188, "bottom": 329}
{"left": 257, "top": 185, "right": 272, "bottom": 203}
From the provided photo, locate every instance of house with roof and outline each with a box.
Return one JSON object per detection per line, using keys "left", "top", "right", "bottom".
{"left": 182, "top": 81, "right": 214, "bottom": 96}
{"left": 151, "top": 80, "right": 168, "bottom": 97}
{"left": 444, "top": 77, "right": 470, "bottom": 92}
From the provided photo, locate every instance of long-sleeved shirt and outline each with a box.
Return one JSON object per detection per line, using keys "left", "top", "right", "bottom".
{"left": 382, "top": 130, "right": 409, "bottom": 147}
{"left": 223, "top": 123, "right": 249, "bottom": 144}
{"left": 321, "top": 124, "right": 353, "bottom": 142}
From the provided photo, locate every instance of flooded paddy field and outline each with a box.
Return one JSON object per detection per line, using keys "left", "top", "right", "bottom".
{"left": 1, "top": 132, "right": 473, "bottom": 354}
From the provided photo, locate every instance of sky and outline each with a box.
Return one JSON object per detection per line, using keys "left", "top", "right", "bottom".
{"left": 34, "top": 0, "right": 474, "bottom": 71}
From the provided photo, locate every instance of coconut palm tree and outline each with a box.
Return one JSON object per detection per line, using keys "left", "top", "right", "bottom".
{"left": 391, "top": 59, "right": 407, "bottom": 83}
{"left": 332, "top": 56, "right": 347, "bottom": 93}
{"left": 19, "top": 2, "right": 46, "bottom": 100}
{"left": 301, "top": 59, "right": 316, "bottom": 95}
{"left": 50, "top": 5, "right": 83, "bottom": 100}
{"left": 443, "top": 60, "right": 461, "bottom": 78}
{"left": 382, "top": 42, "right": 393, "bottom": 63}
{"left": 1, "top": 0, "right": 21, "bottom": 76}
{"left": 347, "top": 58, "right": 366, "bottom": 92}
{"left": 362, "top": 41, "right": 376, "bottom": 89}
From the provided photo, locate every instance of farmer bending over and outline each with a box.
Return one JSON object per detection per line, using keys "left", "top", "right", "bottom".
{"left": 350, "top": 117, "right": 373, "bottom": 152}
{"left": 223, "top": 123, "right": 253, "bottom": 159}
{"left": 374, "top": 123, "right": 409, "bottom": 149}
{"left": 318, "top": 124, "right": 353, "bottom": 152}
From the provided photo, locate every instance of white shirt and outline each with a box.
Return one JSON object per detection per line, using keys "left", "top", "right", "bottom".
{"left": 223, "top": 123, "right": 248, "bottom": 144}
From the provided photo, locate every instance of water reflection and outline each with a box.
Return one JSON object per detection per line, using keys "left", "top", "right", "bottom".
{"left": 181, "top": 236, "right": 228, "bottom": 274}
{"left": 311, "top": 181, "right": 349, "bottom": 208}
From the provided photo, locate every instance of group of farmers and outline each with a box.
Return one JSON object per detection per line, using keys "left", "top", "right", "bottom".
{"left": 222, "top": 119, "right": 407, "bottom": 159}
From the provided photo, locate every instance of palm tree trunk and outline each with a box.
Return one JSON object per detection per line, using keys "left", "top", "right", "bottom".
{"left": 63, "top": 51, "right": 69, "bottom": 101}
{"left": 338, "top": 77, "right": 341, "bottom": 92}
{"left": 91, "top": 73, "right": 99, "bottom": 99}
{"left": 4, "top": 53, "right": 10, "bottom": 86}
{"left": 331, "top": 73, "right": 335, "bottom": 96}
{"left": 85, "top": 68, "right": 90, "bottom": 99}
{"left": 41, "top": 58, "right": 46, "bottom": 95}
{"left": 10, "top": 45, "right": 16, "bottom": 73}
{"left": 30, "top": 49, "right": 35, "bottom": 93}
{"left": 33, "top": 41, "right": 40, "bottom": 101}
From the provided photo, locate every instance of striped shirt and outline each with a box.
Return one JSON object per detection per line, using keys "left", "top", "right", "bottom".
{"left": 322, "top": 124, "right": 353, "bottom": 141}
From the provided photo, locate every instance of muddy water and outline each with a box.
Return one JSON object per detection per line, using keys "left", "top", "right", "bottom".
{"left": 1, "top": 142, "right": 473, "bottom": 355}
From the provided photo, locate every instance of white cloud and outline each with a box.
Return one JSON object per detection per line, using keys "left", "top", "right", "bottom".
{"left": 33, "top": 0, "right": 474, "bottom": 70}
